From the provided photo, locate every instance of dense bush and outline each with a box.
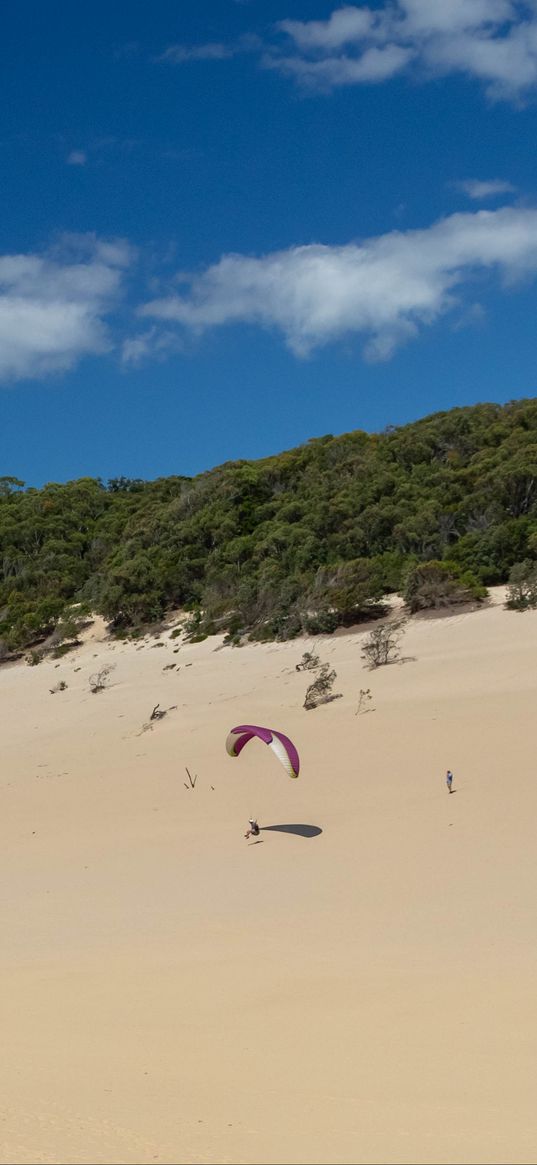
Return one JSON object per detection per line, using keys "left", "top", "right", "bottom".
{"left": 505, "top": 559, "right": 537, "bottom": 610}
{"left": 404, "top": 561, "right": 487, "bottom": 612}
{"left": 1, "top": 399, "right": 537, "bottom": 652}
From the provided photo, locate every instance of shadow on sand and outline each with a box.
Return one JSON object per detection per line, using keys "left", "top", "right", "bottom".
{"left": 261, "top": 824, "right": 323, "bottom": 838}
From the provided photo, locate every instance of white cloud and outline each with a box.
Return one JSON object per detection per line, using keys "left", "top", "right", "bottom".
{"left": 400, "top": 0, "right": 516, "bottom": 37}
{"left": 0, "top": 235, "right": 132, "bottom": 382}
{"left": 268, "top": 1, "right": 537, "bottom": 99}
{"left": 278, "top": 7, "right": 382, "bottom": 53}
{"left": 265, "top": 43, "right": 413, "bottom": 87}
{"left": 140, "top": 206, "right": 537, "bottom": 361}
{"left": 151, "top": 2, "right": 537, "bottom": 100}
{"left": 66, "top": 149, "right": 87, "bottom": 166}
{"left": 455, "top": 177, "right": 517, "bottom": 199}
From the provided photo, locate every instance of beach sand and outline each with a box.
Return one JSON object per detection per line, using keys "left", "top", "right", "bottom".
{"left": 1, "top": 588, "right": 537, "bottom": 1164}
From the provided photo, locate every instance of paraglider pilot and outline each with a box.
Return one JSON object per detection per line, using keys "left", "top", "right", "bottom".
{"left": 245, "top": 819, "right": 260, "bottom": 839}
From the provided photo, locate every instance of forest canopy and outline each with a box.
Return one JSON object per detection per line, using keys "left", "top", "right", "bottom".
{"left": 1, "top": 398, "right": 537, "bottom": 655}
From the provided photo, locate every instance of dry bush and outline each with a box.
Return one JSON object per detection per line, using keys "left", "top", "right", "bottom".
{"left": 361, "top": 619, "right": 407, "bottom": 669}
{"left": 304, "top": 664, "right": 342, "bottom": 710}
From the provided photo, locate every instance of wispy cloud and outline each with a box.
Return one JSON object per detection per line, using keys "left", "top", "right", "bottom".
{"left": 454, "top": 177, "right": 518, "bottom": 199}
{"left": 0, "top": 235, "right": 133, "bottom": 382}
{"left": 63, "top": 137, "right": 141, "bottom": 169}
{"left": 451, "top": 300, "right": 487, "bottom": 330}
{"left": 66, "top": 149, "right": 87, "bottom": 166}
{"left": 264, "top": 1, "right": 537, "bottom": 101}
{"left": 121, "top": 331, "right": 155, "bottom": 367}
{"left": 139, "top": 206, "right": 537, "bottom": 361}
{"left": 121, "top": 326, "right": 180, "bottom": 367}
{"left": 157, "top": 32, "right": 261, "bottom": 65}
{"left": 158, "top": 41, "right": 233, "bottom": 64}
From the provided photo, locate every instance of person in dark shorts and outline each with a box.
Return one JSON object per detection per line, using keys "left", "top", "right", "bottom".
{"left": 446, "top": 770, "right": 454, "bottom": 793}
{"left": 245, "top": 819, "right": 260, "bottom": 838}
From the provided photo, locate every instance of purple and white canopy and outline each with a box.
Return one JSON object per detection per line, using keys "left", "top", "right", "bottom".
{"left": 225, "top": 724, "right": 300, "bottom": 779}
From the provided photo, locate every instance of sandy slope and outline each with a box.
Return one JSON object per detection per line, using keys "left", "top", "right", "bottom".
{"left": 1, "top": 589, "right": 537, "bottom": 1165}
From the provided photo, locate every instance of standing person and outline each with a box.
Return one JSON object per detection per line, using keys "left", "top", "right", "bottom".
{"left": 446, "top": 769, "right": 454, "bottom": 794}
{"left": 245, "top": 819, "right": 260, "bottom": 839}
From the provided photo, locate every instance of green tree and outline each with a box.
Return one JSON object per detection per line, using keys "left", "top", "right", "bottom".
{"left": 505, "top": 560, "right": 537, "bottom": 610}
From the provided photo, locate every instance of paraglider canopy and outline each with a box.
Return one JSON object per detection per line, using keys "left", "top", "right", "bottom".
{"left": 226, "top": 724, "right": 300, "bottom": 778}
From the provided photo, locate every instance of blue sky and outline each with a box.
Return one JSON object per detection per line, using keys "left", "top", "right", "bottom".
{"left": 1, "top": 0, "right": 537, "bottom": 485}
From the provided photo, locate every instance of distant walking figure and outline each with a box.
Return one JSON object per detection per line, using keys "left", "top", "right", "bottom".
{"left": 446, "top": 770, "right": 454, "bottom": 793}
{"left": 245, "top": 818, "right": 260, "bottom": 839}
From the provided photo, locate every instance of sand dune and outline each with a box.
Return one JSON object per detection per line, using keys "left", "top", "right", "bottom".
{"left": 1, "top": 588, "right": 537, "bottom": 1164}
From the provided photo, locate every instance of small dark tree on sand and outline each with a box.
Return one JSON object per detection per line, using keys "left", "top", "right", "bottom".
{"left": 304, "top": 663, "right": 342, "bottom": 710}
{"left": 361, "top": 619, "right": 406, "bottom": 669}
{"left": 506, "top": 559, "right": 537, "bottom": 610}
